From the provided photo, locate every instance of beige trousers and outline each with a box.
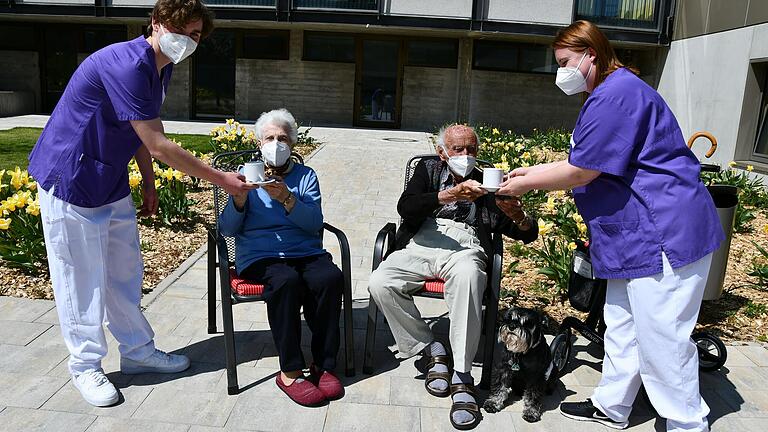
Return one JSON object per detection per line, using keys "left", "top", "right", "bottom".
{"left": 368, "top": 218, "right": 487, "bottom": 372}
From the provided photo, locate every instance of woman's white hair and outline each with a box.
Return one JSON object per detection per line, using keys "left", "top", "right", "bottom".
{"left": 436, "top": 124, "right": 480, "bottom": 151}
{"left": 254, "top": 108, "right": 298, "bottom": 144}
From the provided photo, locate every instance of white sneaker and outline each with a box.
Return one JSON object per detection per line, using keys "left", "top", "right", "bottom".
{"left": 72, "top": 369, "right": 119, "bottom": 407}
{"left": 120, "top": 349, "right": 191, "bottom": 375}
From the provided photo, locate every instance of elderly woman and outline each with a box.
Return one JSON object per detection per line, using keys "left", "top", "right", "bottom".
{"left": 218, "top": 108, "right": 343, "bottom": 407}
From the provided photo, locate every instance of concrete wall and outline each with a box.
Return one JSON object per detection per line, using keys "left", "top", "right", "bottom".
{"left": 19, "top": 0, "right": 93, "bottom": 3}
{"left": 657, "top": 22, "right": 768, "bottom": 167}
{"left": 675, "top": 0, "right": 768, "bottom": 40}
{"left": 486, "top": 0, "right": 573, "bottom": 25}
{"left": 0, "top": 51, "right": 41, "bottom": 113}
{"left": 384, "top": 0, "right": 471, "bottom": 19}
{"left": 235, "top": 30, "right": 354, "bottom": 125}
{"left": 401, "top": 66, "right": 457, "bottom": 130}
{"left": 162, "top": 60, "right": 190, "bottom": 120}
{"left": 468, "top": 70, "right": 582, "bottom": 133}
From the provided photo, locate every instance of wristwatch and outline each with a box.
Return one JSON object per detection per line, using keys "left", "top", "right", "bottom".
{"left": 281, "top": 193, "right": 294, "bottom": 207}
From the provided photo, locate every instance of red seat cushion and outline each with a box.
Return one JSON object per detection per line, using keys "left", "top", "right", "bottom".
{"left": 422, "top": 279, "right": 445, "bottom": 294}
{"left": 229, "top": 268, "right": 265, "bottom": 297}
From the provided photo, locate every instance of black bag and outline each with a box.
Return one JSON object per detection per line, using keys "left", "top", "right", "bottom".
{"left": 567, "top": 241, "right": 605, "bottom": 312}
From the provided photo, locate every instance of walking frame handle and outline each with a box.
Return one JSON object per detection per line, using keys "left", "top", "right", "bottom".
{"left": 687, "top": 131, "right": 718, "bottom": 158}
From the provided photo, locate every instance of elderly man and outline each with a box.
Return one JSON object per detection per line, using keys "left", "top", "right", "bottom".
{"left": 368, "top": 124, "right": 538, "bottom": 429}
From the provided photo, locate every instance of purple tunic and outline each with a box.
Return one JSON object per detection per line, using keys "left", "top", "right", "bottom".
{"left": 29, "top": 36, "right": 172, "bottom": 208}
{"left": 569, "top": 68, "right": 724, "bottom": 279}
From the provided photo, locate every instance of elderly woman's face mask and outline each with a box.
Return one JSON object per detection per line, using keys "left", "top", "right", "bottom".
{"left": 262, "top": 140, "right": 291, "bottom": 167}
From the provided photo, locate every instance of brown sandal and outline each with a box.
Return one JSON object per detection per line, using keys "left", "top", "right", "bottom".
{"left": 415, "top": 353, "right": 453, "bottom": 398}
{"left": 449, "top": 383, "right": 482, "bottom": 430}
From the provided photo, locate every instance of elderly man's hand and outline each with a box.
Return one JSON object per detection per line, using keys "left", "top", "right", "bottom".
{"left": 440, "top": 179, "right": 487, "bottom": 204}
{"left": 496, "top": 195, "right": 531, "bottom": 229}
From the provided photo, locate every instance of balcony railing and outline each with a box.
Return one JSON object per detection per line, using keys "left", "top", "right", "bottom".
{"left": 293, "top": 0, "right": 378, "bottom": 11}
{"left": 204, "top": 0, "right": 276, "bottom": 6}
{"left": 575, "top": 0, "right": 661, "bottom": 30}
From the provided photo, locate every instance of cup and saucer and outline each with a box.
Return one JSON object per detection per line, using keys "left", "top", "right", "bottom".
{"left": 481, "top": 168, "right": 504, "bottom": 193}
{"left": 240, "top": 160, "right": 277, "bottom": 185}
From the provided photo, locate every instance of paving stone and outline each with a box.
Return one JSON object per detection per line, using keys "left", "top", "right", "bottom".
{"left": 724, "top": 345, "right": 761, "bottom": 367}
{"left": 144, "top": 297, "right": 209, "bottom": 319}
{"left": 0, "top": 406, "right": 96, "bottom": 432}
{"left": 164, "top": 283, "right": 209, "bottom": 300}
{"left": 0, "top": 372, "right": 68, "bottom": 409}
{"left": 0, "top": 297, "right": 55, "bottom": 322}
{"left": 225, "top": 394, "right": 327, "bottom": 432}
{"left": 183, "top": 333, "right": 265, "bottom": 367}
{"left": 171, "top": 315, "right": 254, "bottom": 338}
{"left": 143, "top": 312, "right": 187, "bottom": 336}
{"left": 714, "top": 388, "right": 768, "bottom": 417}
{"left": 26, "top": 325, "right": 68, "bottom": 350}
{"left": 511, "top": 406, "right": 609, "bottom": 431}
{"left": 33, "top": 307, "right": 61, "bottom": 325}
{"left": 222, "top": 367, "right": 281, "bottom": 398}
{"left": 720, "top": 366, "right": 768, "bottom": 391}
{"left": 738, "top": 345, "right": 768, "bottom": 367}
{"left": 389, "top": 376, "right": 448, "bottom": 408}
{"left": 0, "top": 320, "right": 51, "bottom": 346}
{"left": 42, "top": 380, "right": 153, "bottom": 419}
{"left": 421, "top": 406, "right": 517, "bottom": 432}
{"left": 0, "top": 344, "right": 68, "bottom": 375}
{"left": 710, "top": 417, "right": 768, "bottom": 431}
{"left": 338, "top": 373, "right": 391, "bottom": 405}
{"left": 323, "top": 402, "right": 419, "bottom": 432}
{"left": 128, "top": 361, "right": 226, "bottom": 393}
{"left": 84, "top": 416, "right": 191, "bottom": 432}
{"left": 131, "top": 386, "right": 237, "bottom": 427}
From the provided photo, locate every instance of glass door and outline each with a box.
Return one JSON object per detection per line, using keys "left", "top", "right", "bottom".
{"left": 193, "top": 30, "right": 235, "bottom": 119}
{"left": 354, "top": 38, "right": 402, "bottom": 128}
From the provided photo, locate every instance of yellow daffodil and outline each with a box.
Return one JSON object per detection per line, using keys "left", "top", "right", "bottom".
{"left": 568, "top": 242, "right": 577, "bottom": 251}
{"left": 0, "top": 218, "right": 10, "bottom": 230}
{"left": 0, "top": 169, "right": 5, "bottom": 182}
{"left": 492, "top": 128, "right": 500, "bottom": 135}
{"left": 728, "top": 161, "right": 736, "bottom": 167}
{"left": 162, "top": 168, "right": 174, "bottom": 181}
{"left": 154, "top": 179, "right": 161, "bottom": 189}
{"left": 2, "top": 198, "right": 17, "bottom": 212}
{"left": 522, "top": 151, "right": 531, "bottom": 160}
{"left": 747, "top": 165, "right": 754, "bottom": 172}
{"left": 173, "top": 170, "right": 184, "bottom": 181}
{"left": 494, "top": 161, "right": 509, "bottom": 172}
{"left": 544, "top": 196, "right": 557, "bottom": 212}
{"left": 572, "top": 212, "right": 583, "bottom": 223}
{"left": 129, "top": 172, "right": 142, "bottom": 188}
{"left": 501, "top": 153, "right": 508, "bottom": 162}
{"left": 10, "top": 167, "right": 25, "bottom": 190}
{"left": 578, "top": 222, "right": 588, "bottom": 234}
{"left": 26, "top": 180, "right": 37, "bottom": 191}
{"left": 26, "top": 202, "right": 40, "bottom": 216}
{"left": 226, "top": 118, "right": 234, "bottom": 126}
{"left": 538, "top": 221, "right": 554, "bottom": 236}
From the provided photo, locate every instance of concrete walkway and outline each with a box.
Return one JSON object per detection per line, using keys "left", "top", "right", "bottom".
{"left": 1, "top": 118, "right": 767, "bottom": 431}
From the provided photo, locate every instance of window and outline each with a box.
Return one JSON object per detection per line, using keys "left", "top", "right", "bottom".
{"left": 473, "top": 41, "right": 556, "bottom": 74}
{"left": 754, "top": 68, "right": 768, "bottom": 159}
{"left": 406, "top": 39, "right": 458, "bottom": 68}
{"left": 80, "top": 28, "right": 127, "bottom": 54}
{"left": 241, "top": 31, "right": 290, "bottom": 60}
{"left": 575, "top": 0, "right": 660, "bottom": 30}
{"left": 0, "top": 24, "right": 37, "bottom": 51}
{"left": 303, "top": 32, "right": 355, "bottom": 63}
{"left": 294, "top": 0, "right": 377, "bottom": 10}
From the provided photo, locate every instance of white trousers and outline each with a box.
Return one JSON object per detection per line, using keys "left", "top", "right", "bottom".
{"left": 39, "top": 186, "right": 155, "bottom": 375}
{"left": 591, "top": 252, "right": 712, "bottom": 432}
{"left": 368, "top": 218, "right": 487, "bottom": 373}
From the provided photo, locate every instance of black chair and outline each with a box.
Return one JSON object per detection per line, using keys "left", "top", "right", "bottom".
{"left": 206, "top": 149, "right": 355, "bottom": 395}
{"left": 362, "top": 154, "right": 503, "bottom": 390}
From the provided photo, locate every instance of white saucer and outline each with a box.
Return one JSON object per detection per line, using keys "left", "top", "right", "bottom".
{"left": 482, "top": 185, "right": 500, "bottom": 192}
{"left": 248, "top": 179, "right": 276, "bottom": 185}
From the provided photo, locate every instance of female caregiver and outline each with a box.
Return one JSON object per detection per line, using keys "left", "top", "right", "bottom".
{"left": 27, "top": 0, "right": 255, "bottom": 407}
{"left": 497, "top": 20, "right": 724, "bottom": 432}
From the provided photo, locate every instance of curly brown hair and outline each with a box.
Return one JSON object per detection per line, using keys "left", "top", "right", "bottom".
{"left": 151, "top": 0, "right": 214, "bottom": 39}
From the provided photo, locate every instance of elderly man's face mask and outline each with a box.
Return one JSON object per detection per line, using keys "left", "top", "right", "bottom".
{"left": 441, "top": 135, "right": 478, "bottom": 178}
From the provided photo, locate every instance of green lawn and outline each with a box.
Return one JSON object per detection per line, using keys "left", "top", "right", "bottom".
{"left": 0, "top": 127, "right": 213, "bottom": 172}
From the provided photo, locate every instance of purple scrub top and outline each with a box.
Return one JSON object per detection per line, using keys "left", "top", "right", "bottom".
{"left": 568, "top": 68, "right": 724, "bottom": 280}
{"left": 29, "top": 36, "right": 172, "bottom": 208}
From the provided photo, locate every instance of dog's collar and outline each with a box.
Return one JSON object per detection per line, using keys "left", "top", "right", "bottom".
{"left": 507, "top": 353, "right": 521, "bottom": 371}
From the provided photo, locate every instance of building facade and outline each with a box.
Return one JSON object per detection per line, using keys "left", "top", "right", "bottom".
{"left": 1, "top": 0, "right": 671, "bottom": 134}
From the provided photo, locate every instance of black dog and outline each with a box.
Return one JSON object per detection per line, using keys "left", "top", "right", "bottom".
{"left": 483, "top": 307, "right": 558, "bottom": 422}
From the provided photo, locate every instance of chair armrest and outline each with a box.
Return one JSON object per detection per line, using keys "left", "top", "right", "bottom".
{"left": 372, "top": 222, "right": 397, "bottom": 271}
{"left": 488, "top": 233, "right": 504, "bottom": 302}
{"left": 322, "top": 222, "right": 352, "bottom": 282}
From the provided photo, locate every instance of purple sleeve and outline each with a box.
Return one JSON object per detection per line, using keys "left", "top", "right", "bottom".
{"left": 101, "top": 60, "right": 159, "bottom": 121}
{"left": 569, "top": 96, "right": 641, "bottom": 177}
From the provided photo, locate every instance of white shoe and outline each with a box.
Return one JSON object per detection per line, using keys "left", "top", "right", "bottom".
{"left": 72, "top": 369, "right": 119, "bottom": 407}
{"left": 120, "top": 349, "right": 190, "bottom": 375}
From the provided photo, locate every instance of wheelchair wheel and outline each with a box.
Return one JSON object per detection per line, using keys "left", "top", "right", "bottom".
{"left": 692, "top": 331, "right": 727, "bottom": 372}
{"left": 550, "top": 329, "right": 572, "bottom": 377}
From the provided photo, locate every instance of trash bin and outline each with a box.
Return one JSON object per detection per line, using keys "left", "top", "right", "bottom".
{"left": 702, "top": 185, "right": 738, "bottom": 300}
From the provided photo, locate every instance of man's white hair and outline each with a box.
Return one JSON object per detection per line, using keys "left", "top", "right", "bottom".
{"left": 436, "top": 124, "right": 480, "bottom": 151}
{"left": 254, "top": 108, "right": 298, "bottom": 144}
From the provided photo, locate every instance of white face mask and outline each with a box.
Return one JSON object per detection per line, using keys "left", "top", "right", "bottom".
{"left": 555, "top": 51, "right": 592, "bottom": 95}
{"left": 157, "top": 25, "right": 197, "bottom": 64}
{"left": 262, "top": 140, "right": 291, "bottom": 167}
{"left": 441, "top": 144, "right": 476, "bottom": 178}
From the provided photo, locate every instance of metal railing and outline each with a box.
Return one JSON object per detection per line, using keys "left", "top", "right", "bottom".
{"left": 575, "top": 0, "right": 661, "bottom": 30}
{"left": 293, "top": 0, "right": 377, "bottom": 11}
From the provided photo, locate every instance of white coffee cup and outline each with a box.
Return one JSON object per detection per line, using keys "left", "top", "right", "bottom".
{"left": 240, "top": 161, "right": 265, "bottom": 183}
{"left": 482, "top": 168, "right": 504, "bottom": 189}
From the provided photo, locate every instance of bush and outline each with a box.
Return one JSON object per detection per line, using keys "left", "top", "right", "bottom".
{"left": 0, "top": 168, "right": 47, "bottom": 274}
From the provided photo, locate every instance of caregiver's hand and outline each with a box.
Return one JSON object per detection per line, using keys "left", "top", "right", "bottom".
{"left": 231, "top": 181, "right": 256, "bottom": 211}
{"left": 439, "top": 179, "right": 487, "bottom": 204}
{"left": 138, "top": 183, "right": 158, "bottom": 217}
{"left": 497, "top": 176, "right": 531, "bottom": 197}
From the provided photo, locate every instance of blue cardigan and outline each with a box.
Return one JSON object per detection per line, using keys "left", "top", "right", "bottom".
{"left": 218, "top": 163, "right": 326, "bottom": 274}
